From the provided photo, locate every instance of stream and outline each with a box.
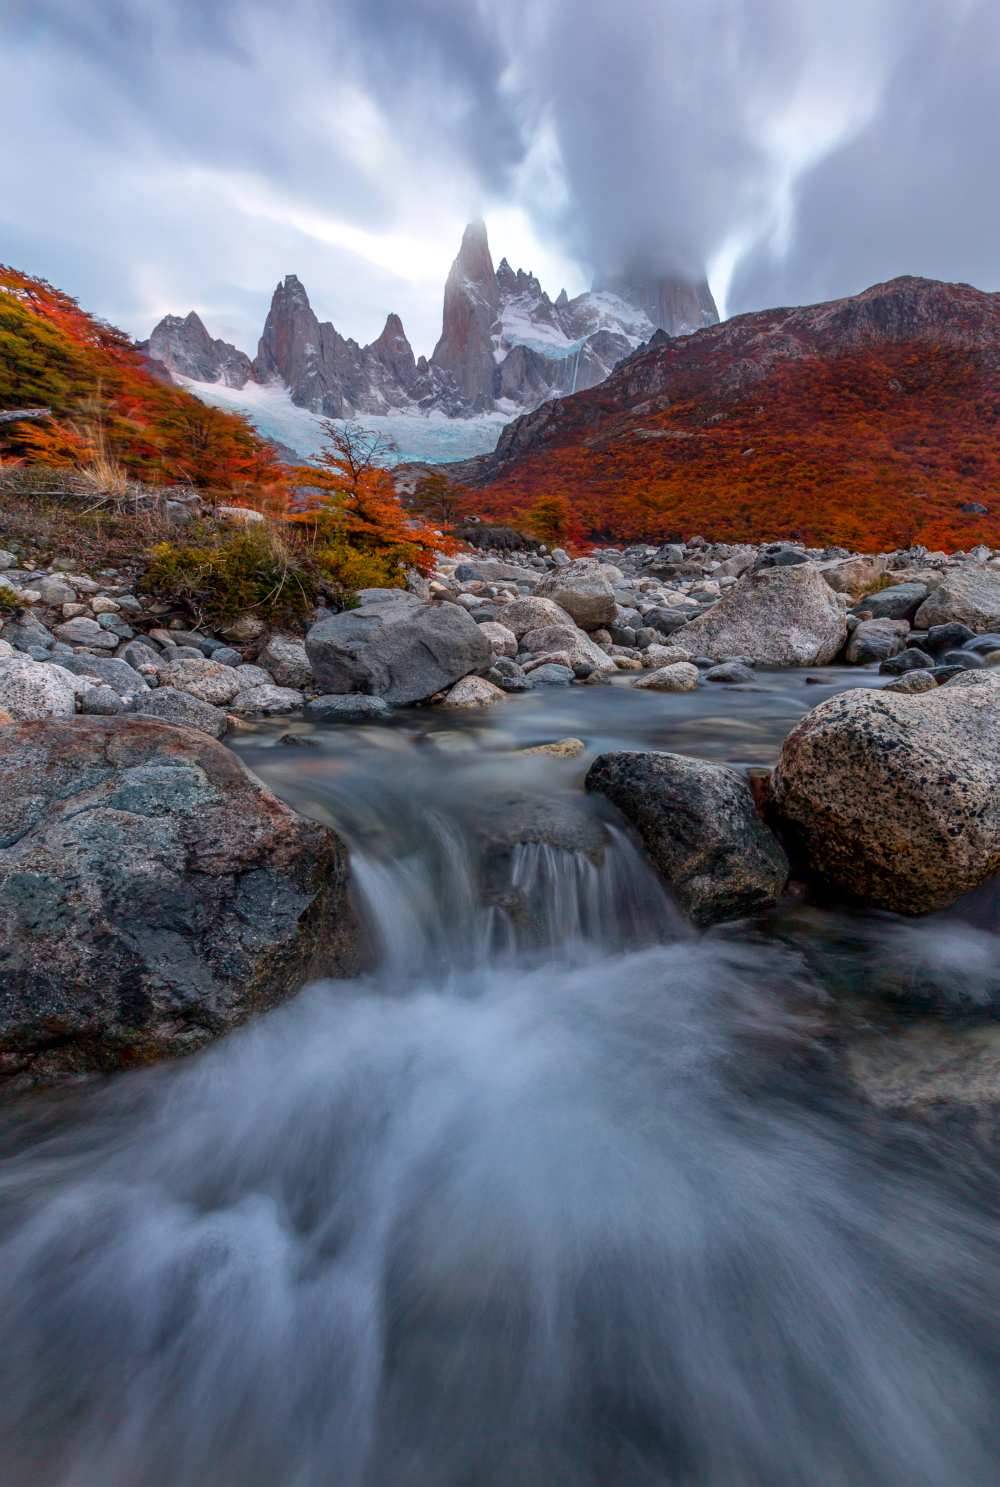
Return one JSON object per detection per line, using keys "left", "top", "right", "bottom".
{"left": 2, "top": 668, "right": 1000, "bottom": 1485}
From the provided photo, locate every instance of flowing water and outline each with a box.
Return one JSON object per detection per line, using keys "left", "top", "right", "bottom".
{"left": 3, "top": 669, "right": 1000, "bottom": 1486}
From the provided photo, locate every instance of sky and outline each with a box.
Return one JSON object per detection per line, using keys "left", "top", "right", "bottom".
{"left": 3, "top": 0, "right": 999, "bottom": 359}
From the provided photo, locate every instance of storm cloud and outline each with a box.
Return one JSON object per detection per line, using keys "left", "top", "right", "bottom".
{"left": 3, "top": 0, "right": 998, "bottom": 352}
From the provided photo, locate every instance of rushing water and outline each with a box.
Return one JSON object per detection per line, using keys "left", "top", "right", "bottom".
{"left": 3, "top": 668, "right": 1000, "bottom": 1486}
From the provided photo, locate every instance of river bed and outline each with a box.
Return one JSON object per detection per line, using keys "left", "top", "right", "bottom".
{"left": 2, "top": 668, "right": 999, "bottom": 1486}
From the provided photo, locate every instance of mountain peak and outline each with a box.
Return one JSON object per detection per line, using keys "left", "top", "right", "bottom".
{"left": 598, "top": 268, "right": 719, "bottom": 337}
{"left": 147, "top": 309, "right": 252, "bottom": 388}
{"left": 430, "top": 220, "right": 500, "bottom": 409}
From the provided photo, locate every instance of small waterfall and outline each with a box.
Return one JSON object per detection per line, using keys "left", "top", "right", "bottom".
{"left": 6, "top": 723, "right": 1000, "bottom": 1486}
{"left": 351, "top": 813, "right": 680, "bottom": 979}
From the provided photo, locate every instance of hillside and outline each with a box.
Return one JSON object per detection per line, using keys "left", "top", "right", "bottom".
{"left": 460, "top": 276, "right": 1000, "bottom": 551}
{"left": 0, "top": 267, "right": 286, "bottom": 501}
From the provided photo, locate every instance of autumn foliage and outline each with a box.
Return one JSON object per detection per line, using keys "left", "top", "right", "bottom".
{"left": 287, "top": 421, "right": 452, "bottom": 576}
{"left": 0, "top": 266, "right": 286, "bottom": 503}
{"left": 471, "top": 285, "right": 1000, "bottom": 553}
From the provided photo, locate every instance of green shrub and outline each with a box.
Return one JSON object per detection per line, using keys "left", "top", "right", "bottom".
{"left": 313, "top": 539, "right": 406, "bottom": 602}
{"left": 144, "top": 524, "right": 320, "bottom": 628}
{"left": 0, "top": 585, "right": 20, "bottom": 614}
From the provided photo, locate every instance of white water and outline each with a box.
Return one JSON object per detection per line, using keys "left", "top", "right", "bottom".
{"left": 2, "top": 700, "right": 1000, "bottom": 1485}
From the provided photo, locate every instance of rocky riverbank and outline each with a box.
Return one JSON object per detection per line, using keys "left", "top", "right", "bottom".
{"left": 4, "top": 531, "right": 1000, "bottom": 1097}
{"left": 4, "top": 533, "right": 1000, "bottom": 731}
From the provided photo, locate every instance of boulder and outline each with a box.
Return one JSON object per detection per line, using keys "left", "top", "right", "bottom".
{"left": 495, "top": 595, "right": 576, "bottom": 638}
{"left": 133, "top": 687, "right": 229, "bottom": 739}
{"left": 34, "top": 575, "right": 78, "bottom": 606}
{"left": 643, "top": 643, "right": 694, "bottom": 666}
{"left": 477, "top": 621, "right": 518, "bottom": 658}
{"left": 519, "top": 623, "right": 616, "bottom": 674}
{"left": 535, "top": 560, "right": 616, "bottom": 630}
{"left": 677, "top": 565, "right": 847, "bottom": 665}
{"left": 0, "top": 655, "right": 77, "bottom": 721}
{"left": 160, "top": 657, "right": 242, "bottom": 706}
{"left": 0, "top": 717, "right": 356, "bottom": 1094}
{"left": 257, "top": 633, "right": 313, "bottom": 689}
{"left": 305, "top": 598, "right": 490, "bottom": 705}
{"left": 229, "top": 685, "right": 304, "bottom": 716}
{"left": 632, "top": 662, "right": 700, "bottom": 692}
{"left": 528, "top": 663, "right": 574, "bottom": 685}
{"left": 586, "top": 751, "right": 789, "bottom": 927}
{"left": 846, "top": 618, "right": 909, "bottom": 665}
{"left": 304, "top": 694, "right": 391, "bottom": 723}
{"left": 442, "top": 676, "right": 507, "bottom": 707}
{"left": 78, "top": 684, "right": 125, "bottom": 715}
{"left": 819, "top": 556, "right": 887, "bottom": 599}
{"left": 60, "top": 653, "right": 150, "bottom": 699}
{"left": 772, "top": 678, "right": 1000, "bottom": 913}
{"left": 704, "top": 661, "right": 755, "bottom": 684}
{"left": 1, "top": 613, "right": 53, "bottom": 651}
{"left": 852, "top": 582, "right": 928, "bottom": 622}
{"left": 52, "top": 616, "right": 119, "bottom": 650}
{"left": 914, "top": 566, "right": 1000, "bottom": 632}
{"left": 879, "top": 646, "right": 934, "bottom": 675}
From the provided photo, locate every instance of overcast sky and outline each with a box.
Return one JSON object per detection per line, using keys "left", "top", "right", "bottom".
{"left": 4, "top": 0, "right": 998, "bottom": 358}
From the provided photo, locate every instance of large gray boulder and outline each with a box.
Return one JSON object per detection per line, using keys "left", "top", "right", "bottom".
{"left": 0, "top": 717, "right": 357, "bottom": 1095}
{"left": 257, "top": 633, "right": 313, "bottom": 689}
{"left": 845, "top": 618, "right": 909, "bottom": 665}
{"left": 519, "top": 623, "right": 616, "bottom": 673}
{"left": 819, "top": 556, "right": 887, "bottom": 599}
{"left": 53, "top": 616, "right": 118, "bottom": 650}
{"left": 677, "top": 564, "right": 847, "bottom": 665}
{"left": 914, "top": 566, "right": 1000, "bottom": 632}
{"left": 772, "top": 674, "right": 1000, "bottom": 914}
{"left": 853, "top": 582, "right": 928, "bottom": 621}
{"left": 495, "top": 595, "right": 576, "bottom": 637}
{"left": 305, "top": 596, "right": 490, "bottom": 705}
{"left": 0, "top": 655, "right": 77, "bottom": 721}
{"left": 160, "top": 657, "right": 242, "bottom": 706}
{"left": 133, "top": 687, "right": 229, "bottom": 738}
{"left": 535, "top": 560, "right": 617, "bottom": 630}
{"left": 586, "top": 751, "right": 789, "bottom": 926}
{"left": 60, "top": 653, "right": 151, "bottom": 699}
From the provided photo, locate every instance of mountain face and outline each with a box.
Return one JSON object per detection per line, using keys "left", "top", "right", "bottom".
{"left": 430, "top": 221, "right": 501, "bottom": 410}
{"left": 458, "top": 276, "right": 1000, "bottom": 552}
{"left": 145, "top": 221, "right": 718, "bottom": 422}
{"left": 598, "top": 270, "right": 719, "bottom": 339}
{"left": 146, "top": 311, "right": 253, "bottom": 388}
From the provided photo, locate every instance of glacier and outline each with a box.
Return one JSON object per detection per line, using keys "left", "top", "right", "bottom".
{"left": 178, "top": 377, "right": 513, "bottom": 465}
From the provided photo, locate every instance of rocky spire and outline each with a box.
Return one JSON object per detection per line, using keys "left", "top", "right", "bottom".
{"left": 254, "top": 274, "right": 323, "bottom": 392}
{"left": 146, "top": 310, "right": 252, "bottom": 387}
{"left": 369, "top": 312, "right": 417, "bottom": 390}
{"left": 430, "top": 220, "right": 500, "bottom": 410}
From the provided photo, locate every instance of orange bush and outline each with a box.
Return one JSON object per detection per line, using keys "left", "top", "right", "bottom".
{"left": 0, "top": 266, "right": 286, "bottom": 504}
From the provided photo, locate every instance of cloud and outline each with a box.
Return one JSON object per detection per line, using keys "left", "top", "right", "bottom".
{"left": 2, "top": 0, "right": 998, "bottom": 357}
{"left": 728, "top": 0, "right": 1000, "bottom": 312}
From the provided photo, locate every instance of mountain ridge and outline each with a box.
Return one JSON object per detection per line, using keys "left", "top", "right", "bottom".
{"left": 452, "top": 274, "right": 1000, "bottom": 552}
{"left": 145, "top": 221, "right": 718, "bottom": 423}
